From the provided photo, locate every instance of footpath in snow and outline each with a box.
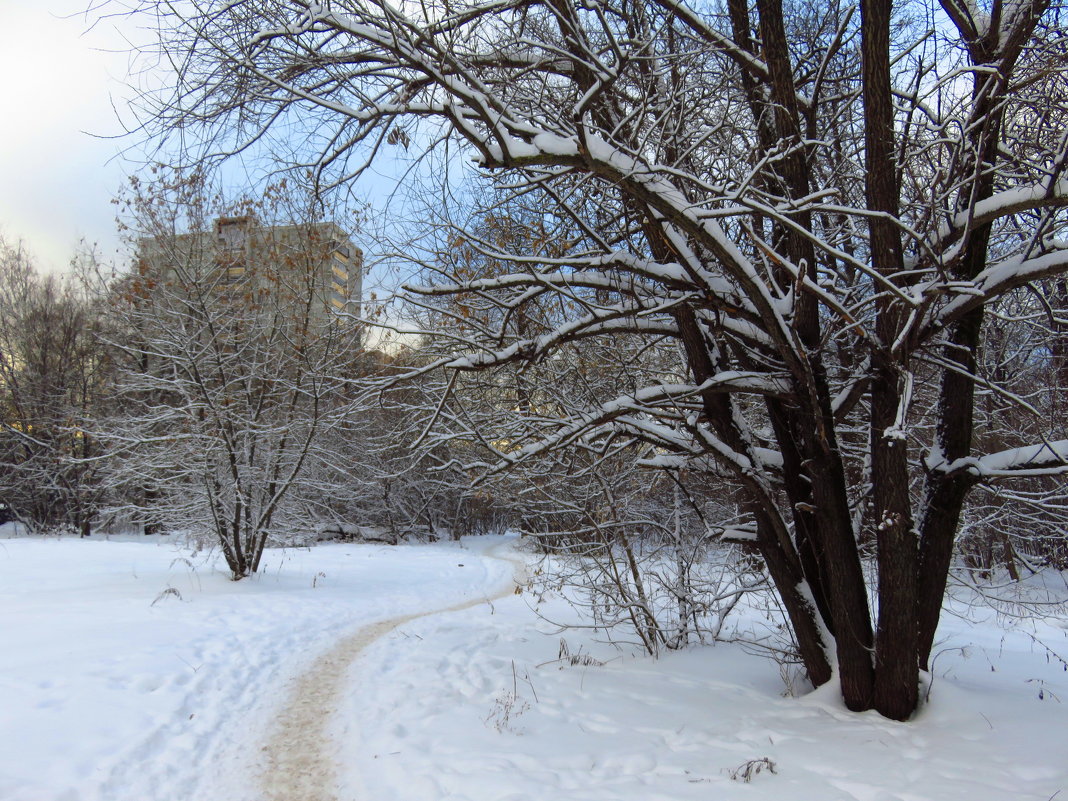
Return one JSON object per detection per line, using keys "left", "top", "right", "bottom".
{"left": 338, "top": 558, "right": 1068, "bottom": 801}
{"left": 0, "top": 534, "right": 512, "bottom": 801}
{"left": 1, "top": 533, "right": 1066, "bottom": 801}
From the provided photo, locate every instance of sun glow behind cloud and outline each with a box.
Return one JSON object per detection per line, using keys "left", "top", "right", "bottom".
{"left": 0, "top": 1, "right": 139, "bottom": 272}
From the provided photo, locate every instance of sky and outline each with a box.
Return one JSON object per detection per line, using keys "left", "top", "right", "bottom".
{"left": 0, "top": 1, "right": 146, "bottom": 273}
{"left": 0, "top": 0, "right": 447, "bottom": 310}
{"left": 0, "top": 1, "right": 421, "bottom": 282}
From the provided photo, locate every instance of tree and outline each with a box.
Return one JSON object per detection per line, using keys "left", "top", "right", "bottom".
{"left": 119, "top": 0, "right": 1068, "bottom": 717}
{"left": 0, "top": 237, "right": 111, "bottom": 535}
{"left": 298, "top": 343, "right": 509, "bottom": 542}
{"left": 100, "top": 172, "right": 365, "bottom": 578}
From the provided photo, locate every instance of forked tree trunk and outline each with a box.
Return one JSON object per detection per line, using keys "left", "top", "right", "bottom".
{"left": 917, "top": 0, "right": 1045, "bottom": 669}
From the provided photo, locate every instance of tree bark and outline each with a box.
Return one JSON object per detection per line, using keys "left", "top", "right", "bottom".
{"left": 861, "top": 0, "right": 919, "bottom": 720}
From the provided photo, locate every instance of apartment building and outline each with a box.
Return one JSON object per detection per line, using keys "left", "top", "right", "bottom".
{"left": 139, "top": 215, "right": 362, "bottom": 326}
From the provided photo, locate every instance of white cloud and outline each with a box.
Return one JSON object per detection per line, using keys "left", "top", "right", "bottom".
{"left": 0, "top": 1, "right": 138, "bottom": 271}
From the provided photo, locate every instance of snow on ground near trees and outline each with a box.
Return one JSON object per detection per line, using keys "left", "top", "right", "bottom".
{"left": 0, "top": 533, "right": 511, "bottom": 801}
{"left": 2, "top": 533, "right": 1067, "bottom": 801}
{"left": 342, "top": 565, "right": 1068, "bottom": 801}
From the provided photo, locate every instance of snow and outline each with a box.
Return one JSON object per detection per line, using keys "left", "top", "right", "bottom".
{"left": 2, "top": 533, "right": 1067, "bottom": 801}
{"left": 0, "top": 533, "right": 510, "bottom": 801}
{"left": 978, "top": 439, "right": 1068, "bottom": 474}
{"left": 928, "top": 178, "right": 1068, "bottom": 257}
{"left": 931, "top": 439, "right": 1068, "bottom": 478}
{"left": 343, "top": 569, "right": 1068, "bottom": 801}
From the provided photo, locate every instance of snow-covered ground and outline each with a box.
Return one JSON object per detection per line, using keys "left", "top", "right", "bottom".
{"left": 1, "top": 532, "right": 1066, "bottom": 801}
{"left": 0, "top": 533, "right": 511, "bottom": 801}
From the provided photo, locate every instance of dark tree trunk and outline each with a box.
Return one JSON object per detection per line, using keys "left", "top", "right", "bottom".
{"left": 917, "top": 316, "right": 983, "bottom": 668}
{"left": 674, "top": 305, "right": 835, "bottom": 686}
{"left": 916, "top": 0, "right": 1046, "bottom": 668}
{"left": 755, "top": 0, "right": 876, "bottom": 711}
{"left": 861, "top": 0, "right": 919, "bottom": 721}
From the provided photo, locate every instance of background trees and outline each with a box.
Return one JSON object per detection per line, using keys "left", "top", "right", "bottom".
{"left": 0, "top": 237, "right": 110, "bottom": 535}
{"left": 98, "top": 173, "right": 366, "bottom": 578}
{"left": 299, "top": 345, "right": 510, "bottom": 543}
{"left": 105, "top": 0, "right": 1068, "bottom": 718}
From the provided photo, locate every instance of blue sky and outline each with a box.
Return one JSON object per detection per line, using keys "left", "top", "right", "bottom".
{"left": 0, "top": 1, "right": 450, "bottom": 300}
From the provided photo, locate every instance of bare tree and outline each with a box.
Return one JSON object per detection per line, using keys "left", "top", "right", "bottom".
{"left": 100, "top": 172, "right": 365, "bottom": 578}
{"left": 300, "top": 344, "right": 506, "bottom": 543}
{"left": 116, "top": 0, "right": 1068, "bottom": 717}
{"left": 0, "top": 237, "right": 110, "bottom": 535}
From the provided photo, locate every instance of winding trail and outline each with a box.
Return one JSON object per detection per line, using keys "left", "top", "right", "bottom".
{"left": 258, "top": 541, "right": 526, "bottom": 801}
